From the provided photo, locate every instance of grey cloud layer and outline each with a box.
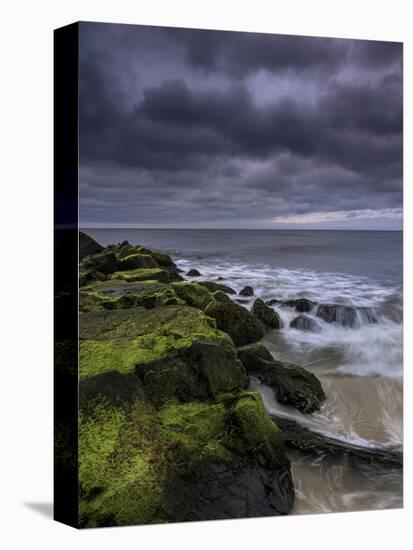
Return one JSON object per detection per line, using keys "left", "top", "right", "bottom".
{"left": 79, "top": 23, "right": 402, "bottom": 228}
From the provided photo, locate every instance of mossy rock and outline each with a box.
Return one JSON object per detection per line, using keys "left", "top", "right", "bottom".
{"left": 170, "top": 281, "right": 211, "bottom": 309}
{"left": 79, "top": 232, "right": 103, "bottom": 261}
{"left": 116, "top": 243, "right": 153, "bottom": 259}
{"left": 197, "top": 280, "right": 236, "bottom": 295}
{"left": 238, "top": 344, "right": 326, "bottom": 414}
{"left": 251, "top": 298, "right": 283, "bottom": 329}
{"left": 117, "top": 253, "right": 159, "bottom": 271}
{"left": 81, "top": 250, "right": 119, "bottom": 275}
{"left": 151, "top": 251, "right": 176, "bottom": 268}
{"left": 110, "top": 267, "right": 171, "bottom": 283}
{"left": 80, "top": 280, "right": 185, "bottom": 312}
{"left": 204, "top": 291, "right": 266, "bottom": 346}
{"left": 79, "top": 390, "right": 294, "bottom": 526}
{"left": 79, "top": 306, "right": 233, "bottom": 380}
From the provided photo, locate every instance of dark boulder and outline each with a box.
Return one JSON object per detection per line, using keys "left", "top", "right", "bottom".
{"left": 238, "top": 344, "right": 325, "bottom": 414}
{"left": 79, "top": 231, "right": 103, "bottom": 261}
{"left": 290, "top": 314, "right": 321, "bottom": 332}
{"left": 251, "top": 298, "right": 283, "bottom": 329}
{"left": 271, "top": 415, "right": 403, "bottom": 468}
{"left": 186, "top": 268, "right": 202, "bottom": 277}
{"left": 265, "top": 299, "right": 282, "bottom": 306}
{"left": 316, "top": 303, "right": 377, "bottom": 327}
{"left": 151, "top": 251, "right": 176, "bottom": 268}
{"left": 197, "top": 280, "right": 236, "bottom": 295}
{"left": 163, "top": 393, "right": 294, "bottom": 521}
{"left": 81, "top": 250, "right": 118, "bottom": 275}
{"left": 117, "top": 253, "right": 159, "bottom": 271}
{"left": 204, "top": 291, "right": 265, "bottom": 346}
{"left": 239, "top": 285, "right": 254, "bottom": 296}
{"left": 282, "top": 298, "right": 316, "bottom": 313}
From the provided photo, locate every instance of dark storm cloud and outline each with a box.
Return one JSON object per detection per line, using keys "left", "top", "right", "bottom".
{"left": 79, "top": 22, "right": 402, "bottom": 228}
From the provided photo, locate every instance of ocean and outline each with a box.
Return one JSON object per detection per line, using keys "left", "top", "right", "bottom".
{"left": 84, "top": 228, "right": 403, "bottom": 514}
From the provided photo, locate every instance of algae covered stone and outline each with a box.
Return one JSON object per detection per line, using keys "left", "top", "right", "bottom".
{"left": 117, "top": 253, "right": 159, "bottom": 271}
{"left": 251, "top": 298, "right": 283, "bottom": 329}
{"left": 203, "top": 291, "right": 265, "bottom": 346}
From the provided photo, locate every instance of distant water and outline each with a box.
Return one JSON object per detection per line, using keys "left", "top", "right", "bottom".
{"left": 84, "top": 228, "right": 403, "bottom": 514}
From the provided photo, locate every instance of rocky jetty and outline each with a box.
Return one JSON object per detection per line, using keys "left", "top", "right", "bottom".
{"left": 77, "top": 232, "right": 295, "bottom": 527}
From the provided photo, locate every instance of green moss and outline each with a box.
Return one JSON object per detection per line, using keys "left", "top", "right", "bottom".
{"left": 229, "top": 392, "right": 282, "bottom": 462}
{"left": 110, "top": 268, "right": 170, "bottom": 283}
{"left": 79, "top": 306, "right": 231, "bottom": 379}
{"left": 79, "top": 398, "right": 165, "bottom": 527}
{"left": 171, "top": 282, "right": 211, "bottom": 309}
{"left": 158, "top": 401, "right": 234, "bottom": 463}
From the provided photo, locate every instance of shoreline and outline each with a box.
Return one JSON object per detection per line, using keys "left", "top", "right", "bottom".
{"left": 75, "top": 231, "right": 402, "bottom": 526}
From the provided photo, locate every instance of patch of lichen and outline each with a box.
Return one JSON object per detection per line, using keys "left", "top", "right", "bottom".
{"left": 79, "top": 306, "right": 232, "bottom": 379}
{"left": 79, "top": 397, "right": 167, "bottom": 527}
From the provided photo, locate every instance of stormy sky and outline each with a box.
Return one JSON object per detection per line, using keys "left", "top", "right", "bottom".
{"left": 79, "top": 22, "right": 403, "bottom": 230}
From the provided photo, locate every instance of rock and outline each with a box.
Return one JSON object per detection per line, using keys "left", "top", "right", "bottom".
{"left": 110, "top": 267, "right": 172, "bottom": 284}
{"left": 79, "top": 387, "right": 294, "bottom": 527}
{"left": 316, "top": 303, "right": 377, "bottom": 327}
{"left": 162, "top": 393, "right": 294, "bottom": 522}
{"left": 79, "top": 305, "right": 234, "bottom": 381}
{"left": 117, "top": 243, "right": 152, "bottom": 259}
{"left": 239, "top": 285, "right": 254, "bottom": 296}
{"left": 290, "top": 314, "right": 321, "bottom": 332}
{"left": 271, "top": 415, "right": 403, "bottom": 469}
{"left": 79, "top": 231, "right": 103, "bottom": 261}
{"left": 186, "top": 268, "right": 202, "bottom": 277}
{"left": 117, "top": 253, "right": 159, "bottom": 271}
{"left": 282, "top": 298, "right": 316, "bottom": 313}
{"left": 204, "top": 291, "right": 266, "bottom": 346}
{"left": 265, "top": 299, "right": 282, "bottom": 306}
{"left": 170, "top": 282, "right": 211, "bottom": 309}
{"left": 251, "top": 298, "right": 283, "bottom": 329}
{"left": 81, "top": 250, "right": 119, "bottom": 275}
{"left": 135, "top": 339, "right": 248, "bottom": 406}
{"left": 151, "top": 251, "right": 176, "bottom": 268}
{"left": 197, "top": 280, "right": 236, "bottom": 295}
{"left": 238, "top": 344, "right": 325, "bottom": 414}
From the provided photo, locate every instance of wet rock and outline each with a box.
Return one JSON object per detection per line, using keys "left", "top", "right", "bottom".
{"left": 239, "top": 285, "right": 254, "bottom": 296}
{"left": 271, "top": 415, "right": 403, "bottom": 469}
{"left": 117, "top": 253, "right": 159, "bottom": 271}
{"left": 79, "top": 231, "right": 104, "bottom": 261}
{"left": 204, "top": 291, "right": 266, "bottom": 346}
{"left": 187, "top": 268, "right": 202, "bottom": 277}
{"left": 290, "top": 314, "right": 321, "bottom": 332}
{"left": 238, "top": 344, "right": 325, "bottom": 414}
{"left": 81, "top": 250, "right": 119, "bottom": 275}
{"left": 282, "top": 298, "right": 316, "bottom": 313}
{"left": 265, "top": 299, "right": 283, "bottom": 306}
{"left": 316, "top": 303, "right": 377, "bottom": 327}
{"left": 251, "top": 298, "right": 283, "bottom": 329}
{"left": 197, "top": 280, "right": 236, "bottom": 295}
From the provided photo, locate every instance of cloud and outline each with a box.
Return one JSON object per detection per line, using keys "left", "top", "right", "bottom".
{"left": 78, "top": 22, "right": 403, "bottom": 229}
{"left": 270, "top": 208, "right": 403, "bottom": 225}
